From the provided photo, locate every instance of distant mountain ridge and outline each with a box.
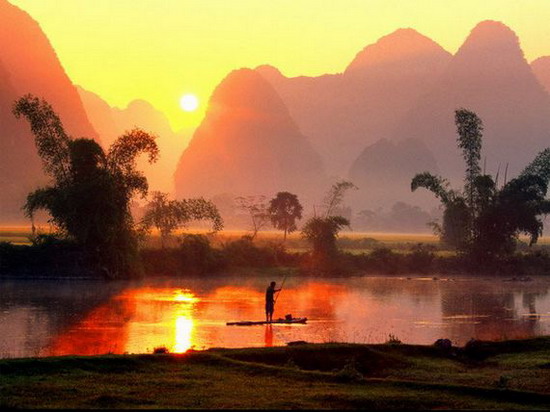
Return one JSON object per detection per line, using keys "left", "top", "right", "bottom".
{"left": 256, "top": 28, "right": 451, "bottom": 177}
{"left": 252, "top": 20, "right": 550, "bottom": 210}
{"left": 395, "top": 20, "right": 550, "bottom": 183}
{"left": 77, "top": 87, "right": 190, "bottom": 193}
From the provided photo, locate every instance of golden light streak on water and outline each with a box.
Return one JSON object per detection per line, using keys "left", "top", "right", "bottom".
{"left": 173, "top": 290, "right": 198, "bottom": 352}
{"left": 174, "top": 316, "right": 194, "bottom": 353}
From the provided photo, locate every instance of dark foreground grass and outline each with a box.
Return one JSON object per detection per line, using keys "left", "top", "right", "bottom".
{"left": 1, "top": 338, "right": 549, "bottom": 409}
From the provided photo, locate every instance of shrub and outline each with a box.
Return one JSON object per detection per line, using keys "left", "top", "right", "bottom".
{"left": 179, "top": 234, "right": 225, "bottom": 275}
{"left": 0, "top": 238, "right": 98, "bottom": 278}
{"left": 222, "top": 237, "right": 277, "bottom": 267}
{"left": 368, "top": 247, "right": 402, "bottom": 274}
{"left": 153, "top": 346, "right": 169, "bottom": 354}
{"left": 406, "top": 244, "right": 435, "bottom": 273}
{"left": 385, "top": 334, "right": 402, "bottom": 345}
{"left": 334, "top": 358, "right": 363, "bottom": 382}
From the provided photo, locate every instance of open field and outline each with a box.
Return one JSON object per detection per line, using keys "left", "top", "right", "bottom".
{"left": 1, "top": 338, "right": 549, "bottom": 409}
{"left": 2, "top": 225, "right": 549, "bottom": 255}
{"left": 0, "top": 226, "right": 442, "bottom": 248}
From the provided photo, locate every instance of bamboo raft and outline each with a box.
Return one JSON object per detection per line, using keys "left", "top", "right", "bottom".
{"left": 226, "top": 317, "right": 308, "bottom": 326}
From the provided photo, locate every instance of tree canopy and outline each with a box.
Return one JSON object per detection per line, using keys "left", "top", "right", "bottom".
{"left": 268, "top": 191, "right": 303, "bottom": 241}
{"left": 302, "top": 181, "right": 355, "bottom": 271}
{"left": 140, "top": 191, "right": 223, "bottom": 247}
{"left": 411, "top": 109, "right": 550, "bottom": 258}
{"left": 13, "top": 94, "right": 159, "bottom": 277}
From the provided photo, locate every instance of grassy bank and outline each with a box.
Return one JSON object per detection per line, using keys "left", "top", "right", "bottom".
{"left": 1, "top": 338, "right": 550, "bottom": 409}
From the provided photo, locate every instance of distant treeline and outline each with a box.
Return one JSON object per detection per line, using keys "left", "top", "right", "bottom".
{"left": 142, "top": 235, "right": 550, "bottom": 277}
{"left": 3, "top": 234, "right": 550, "bottom": 278}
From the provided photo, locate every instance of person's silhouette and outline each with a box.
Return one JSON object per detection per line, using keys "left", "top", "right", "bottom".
{"left": 265, "top": 281, "right": 281, "bottom": 322}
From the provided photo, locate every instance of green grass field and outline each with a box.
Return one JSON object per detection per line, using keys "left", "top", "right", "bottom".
{"left": 1, "top": 338, "right": 549, "bottom": 409}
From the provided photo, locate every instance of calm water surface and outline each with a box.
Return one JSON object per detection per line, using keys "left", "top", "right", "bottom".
{"left": 1, "top": 275, "right": 549, "bottom": 358}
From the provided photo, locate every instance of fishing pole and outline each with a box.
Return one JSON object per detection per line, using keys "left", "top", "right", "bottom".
{"left": 274, "top": 269, "right": 290, "bottom": 306}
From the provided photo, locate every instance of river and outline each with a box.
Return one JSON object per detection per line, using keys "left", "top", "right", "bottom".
{"left": 1, "top": 274, "right": 549, "bottom": 358}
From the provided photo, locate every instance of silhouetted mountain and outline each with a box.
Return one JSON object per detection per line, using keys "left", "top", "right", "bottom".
{"left": 0, "top": 60, "right": 44, "bottom": 220}
{"left": 531, "top": 56, "right": 550, "bottom": 94}
{"left": 0, "top": 0, "right": 97, "bottom": 140}
{"left": 255, "top": 65, "right": 343, "bottom": 176}
{"left": 0, "top": 0, "right": 99, "bottom": 221}
{"left": 395, "top": 21, "right": 550, "bottom": 184}
{"left": 77, "top": 87, "right": 190, "bottom": 193}
{"left": 255, "top": 22, "right": 550, "bottom": 212}
{"left": 75, "top": 87, "right": 119, "bottom": 145}
{"left": 349, "top": 138, "right": 440, "bottom": 209}
{"left": 174, "top": 68, "right": 326, "bottom": 202}
{"left": 257, "top": 28, "right": 451, "bottom": 176}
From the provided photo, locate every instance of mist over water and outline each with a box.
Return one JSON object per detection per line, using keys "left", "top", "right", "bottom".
{"left": 1, "top": 275, "right": 549, "bottom": 358}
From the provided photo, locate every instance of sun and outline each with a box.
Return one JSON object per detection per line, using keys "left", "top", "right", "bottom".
{"left": 179, "top": 94, "right": 199, "bottom": 112}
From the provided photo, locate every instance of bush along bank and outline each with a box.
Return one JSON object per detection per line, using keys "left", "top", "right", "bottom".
{"left": 141, "top": 237, "right": 550, "bottom": 277}
{"left": 3, "top": 234, "right": 550, "bottom": 278}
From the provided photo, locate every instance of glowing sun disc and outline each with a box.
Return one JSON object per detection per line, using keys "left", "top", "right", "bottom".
{"left": 180, "top": 94, "right": 199, "bottom": 112}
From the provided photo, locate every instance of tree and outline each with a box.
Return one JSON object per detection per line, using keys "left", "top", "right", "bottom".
{"left": 411, "top": 108, "right": 550, "bottom": 257}
{"left": 321, "top": 180, "right": 357, "bottom": 217}
{"left": 455, "top": 109, "right": 483, "bottom": 220}
{"left": 473, "top": 167, "right": 550, "bottom": 257}
{"left": 14, "top": 95, "right": 159, "bottom": 278}
{"left": 301, "top": 216, "right": 349, "bottom": 264}
{"left": 268, "top": 192, "right": 303, "bottom": 241}
{"left": 138, "top": 192, "right": 179, "bottom": 248}
{"left": 140, "top": 192, "right": 223, "bottom": 247}
{"left": 301, "top": 181, "right": 355, "bottom": 269}
{"left": 235, "top": 195, "right": 270, "bottom": 240}
{"left": 410, "top": 171, "right": 469, "bottom": 248}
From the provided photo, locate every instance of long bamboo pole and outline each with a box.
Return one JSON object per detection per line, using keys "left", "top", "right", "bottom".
{"left": 274, "top": 270, "right": 289, "bottom": 306}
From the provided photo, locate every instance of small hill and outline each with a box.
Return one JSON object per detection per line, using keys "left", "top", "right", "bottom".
{"left": 349, "top": 138, "right": 440, "bottom": 210}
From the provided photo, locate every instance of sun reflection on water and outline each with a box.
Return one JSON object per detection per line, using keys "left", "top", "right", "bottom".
{"left": 173, "top": 290, "right": 198, "bottom": 352}
{"left": 174, "top": 290, "right": 199, "bottom": 303}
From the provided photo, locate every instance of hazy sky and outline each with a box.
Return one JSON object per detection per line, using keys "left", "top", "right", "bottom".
{"left": 10, "top": 0, "right": 550, "bottom": 130}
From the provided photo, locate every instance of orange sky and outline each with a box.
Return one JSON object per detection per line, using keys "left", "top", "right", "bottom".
{"left": 9, "top": 0, "right": 550, "bottom": 131}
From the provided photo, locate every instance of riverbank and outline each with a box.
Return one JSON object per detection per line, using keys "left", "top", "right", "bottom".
{"left": 1, "top": 338, "right": 549, "bottom": 409}
{"left": 3, "top": 234, "right": 550, "bottom": 279}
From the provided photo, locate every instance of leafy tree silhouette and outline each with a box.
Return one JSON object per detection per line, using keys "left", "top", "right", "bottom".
{"left": 302, "top": 180, "right": 356, "bottom": 271}
{"left": 14, "top": 94, "right": 159, "bottom": 278}
{"left": 140, "top": 191, "right": 223, "bottom": 248}
{"left": 412, "top": 109, "right": 550, "bottom": 258}
{"left": 268, "top": 191, "right": 303, "bottom": 242}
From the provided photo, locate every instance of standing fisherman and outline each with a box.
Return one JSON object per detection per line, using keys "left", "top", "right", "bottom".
{"left": 265, "top": 281, "right": 281, "bottom": 322}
